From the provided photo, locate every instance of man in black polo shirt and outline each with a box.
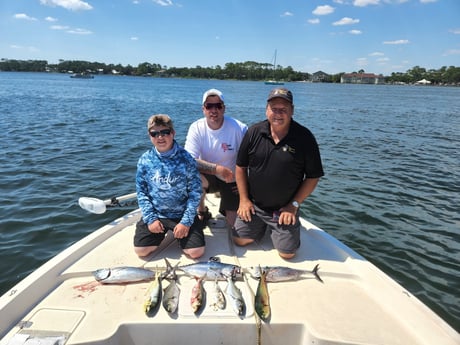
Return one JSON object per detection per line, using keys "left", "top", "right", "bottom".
{"left": 233, "top": 87, "right": 324, "bottom": 259}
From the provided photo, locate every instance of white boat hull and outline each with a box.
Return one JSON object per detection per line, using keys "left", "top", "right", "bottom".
{"left": 1, "top": 194, "right": 458, "bottom": 345}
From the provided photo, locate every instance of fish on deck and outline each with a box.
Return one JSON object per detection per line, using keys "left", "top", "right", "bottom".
{"left": 178, "top": 257, "right": 241, "bottom": 280}
{"left": 254, "top": 266, "right": 270, "bottom": 321}
{"left": 247, "top": 263, "right": 323, "bottom": 283}
{"left": 92, "top": 266, "right": 155, "bottom": 284}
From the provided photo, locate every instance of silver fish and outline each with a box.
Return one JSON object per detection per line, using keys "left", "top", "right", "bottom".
{"left": 209, "top": 277, "right": 226, "bottom": 311}
{"left": 178, "top": 257, "right": 241, "bottom": 280}
{"left": 190, "top": 275, "right": 206, "bottom": 314}
{"left": 247, "top": 263, "right": 323, "bottom": 283}
{"left": 93, "top": 266, "right": 155, "bottom": 284}
{"left": 143, "top": 269, "right": 162, "bottom": 314}
{"left": 225, "top": 276, "right": 245, "bottom": 317}
{"left": 162, "top": 260, "right": 181, "bottom": 314}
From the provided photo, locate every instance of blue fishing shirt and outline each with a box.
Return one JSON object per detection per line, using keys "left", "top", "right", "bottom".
{"left": 136, "top": 141, "right": 202, "bottom": 227}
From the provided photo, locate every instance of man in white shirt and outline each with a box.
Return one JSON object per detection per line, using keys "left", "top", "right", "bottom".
{"left": 185, "top": 88, "right": 248, "bottom": 227}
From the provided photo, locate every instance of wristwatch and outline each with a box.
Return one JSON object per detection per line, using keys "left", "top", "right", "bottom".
{"left": 292, "top": 200, "right": 300, "bottom": 208}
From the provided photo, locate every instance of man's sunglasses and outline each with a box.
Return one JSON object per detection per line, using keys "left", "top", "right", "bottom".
{"left": 204, "top": 102, "right": 223, "bottom": 110}
{"left": 149, "top": 129, "right": 172, "bottom": 138}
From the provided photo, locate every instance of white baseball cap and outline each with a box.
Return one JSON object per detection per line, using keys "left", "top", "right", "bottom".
{"left": 202, "top": 88, "right": 224, "bottom": 105}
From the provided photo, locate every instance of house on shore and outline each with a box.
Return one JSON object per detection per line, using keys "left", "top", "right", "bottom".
{"left": 341, "top": 72, "right": 385, "bottom": 84}
{"left": 311, "top": 71, "right": 331, "bottom": 82}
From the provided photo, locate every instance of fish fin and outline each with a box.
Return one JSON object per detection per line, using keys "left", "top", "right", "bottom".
{"left": 312, "top": 264, "right": 323, "bottom": 283}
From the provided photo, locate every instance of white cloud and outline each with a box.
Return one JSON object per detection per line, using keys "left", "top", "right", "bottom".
{"left": 131, "top": 37, "right": 139, "bottom": 41}
{"left": 419, "top": 0, "right": 437, "bottom": 3}
{"left": 349, "top": 29, "right": 362, "bottom": 35}
{"left": 153, "top": 0, "right": 173, "bottom": 6}
{"left": 45, "top": 16, "right": 58, "bottom": 22}
{"left": 312, "top": 5, "right": 335, "bottom": 15}
{"left": 281, "top": 12, "right": 293, "bottom": 17}
{"left": 353, "top": 0, "right": 380, "bottom": 6}
{"left": 377, "top": 57, "right": 390, "bottom": 62}
{"left": 10, "top": 44, "right": 39, "bottom": 52}
{"left": 51, "top": 25, "right": 70, "bottom": 30}
{"left": 383, "top": 39, "right": 409, "bottom": 45}
{"left": 40, "top": 0, "right": 93, "bottom": 11}
{"left": 67, "top": 28, "right": 92, "bottom": 34}
{"left": 449, "top": 28, "right": 460, "bottom": 35}
{"left": 369, "top": 52, "right": 385, "bottom": 56}
{"left": 14, "top": 13, "right": 38, "bottom": 21}
{"left": 308, "top": 18, "right": 320, "bottom": 24}
{"left": 333, "top": 17, "right": 360, "bottom": 26}
{"left": 442, "top": 49, "right": 460, "bottom": 56}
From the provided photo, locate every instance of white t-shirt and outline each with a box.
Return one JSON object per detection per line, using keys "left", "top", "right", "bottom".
{"left": 185, "top": 116, "right": 248, "bottom": 179}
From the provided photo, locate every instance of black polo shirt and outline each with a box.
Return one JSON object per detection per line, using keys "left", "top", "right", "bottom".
{"left": 236, "top": 119, "right": 324, "bottom": 211}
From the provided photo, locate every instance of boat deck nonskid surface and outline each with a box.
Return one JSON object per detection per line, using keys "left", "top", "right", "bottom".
{"left": 1, "top": 195, "right": 459, "bottom": 345}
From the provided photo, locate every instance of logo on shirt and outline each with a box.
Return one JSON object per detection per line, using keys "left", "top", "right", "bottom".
{"left": 221, "top": 143, "right": 234, "bottom": 152}
{"left": 150, "top": 171, "right": 180, "bottom": 190}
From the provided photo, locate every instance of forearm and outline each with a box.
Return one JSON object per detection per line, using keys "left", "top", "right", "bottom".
{"left": 292, "top": 178, "right": 320, "bottom": 204}
{"left": 235, "top": 166, "right": 250, "bottom": 201}
{"left": 196, "top": 159, "right": 217, "bottom": 174}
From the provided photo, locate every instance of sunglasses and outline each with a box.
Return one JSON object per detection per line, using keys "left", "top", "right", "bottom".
{"left": 149, "top": 129, "right": 172, "bottom": 138}
{"left": 204, "top": 103, "right": 223, "bottom": 110}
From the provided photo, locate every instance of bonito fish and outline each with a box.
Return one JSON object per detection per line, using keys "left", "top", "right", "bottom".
{"left": 93, "top": 266, "right": 155, "bottom": 284}
{"left": 254, "top": 266, "right": 270, "bottom": 321}
{"left": 143, "top": 269, "right": 162, "bottom": 314}
{"left": 162, "top": 260, "right": 180, "bottom": 314}
{"left": 209, "top": 277, "right": 226, "bottom": 311}
{"left": 178, "top": 257, "right": 240, "bottom": 280}
{"left": 247, "top": 263, "right": 323, "bottom": 283}
{"left": 190, "top": 275, "right": 206, "bottom": 314}
{"left": 225, "top": 276, "right": 245, "bottom": 317}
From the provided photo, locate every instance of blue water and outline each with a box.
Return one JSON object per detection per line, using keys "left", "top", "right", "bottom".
{"left": 1, "top": 72, "right": 459, "bottom": 331}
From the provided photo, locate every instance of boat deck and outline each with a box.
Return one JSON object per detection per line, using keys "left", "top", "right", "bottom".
{"left": 1, "top": 195, "right": 458, "bottom": 345}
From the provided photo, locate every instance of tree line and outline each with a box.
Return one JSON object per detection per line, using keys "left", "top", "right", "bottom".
{"left": 1, "top": 59, "right": 459, "bottom": 85}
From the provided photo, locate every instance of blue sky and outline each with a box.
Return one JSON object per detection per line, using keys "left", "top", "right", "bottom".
{"left": 1, "top": 0, "right": 459, "bottom": 75}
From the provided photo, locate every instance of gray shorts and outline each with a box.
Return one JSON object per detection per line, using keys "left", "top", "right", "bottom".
{"left": 233, "top": 204, "right": 300, "bottom": 254}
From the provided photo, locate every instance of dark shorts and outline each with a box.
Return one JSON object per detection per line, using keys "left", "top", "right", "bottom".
{"left": 233, "top": 204, "right": 300, "bottom": 254}
{"left": 134, "top": 218, "right": 205, "bottom": 249}
{"left": 203, "top": 174, "right": 239, "bottom": 215}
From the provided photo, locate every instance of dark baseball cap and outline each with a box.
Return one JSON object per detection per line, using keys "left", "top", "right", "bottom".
{"left": 267, "top": 87, "right": 293, "bottom": 104}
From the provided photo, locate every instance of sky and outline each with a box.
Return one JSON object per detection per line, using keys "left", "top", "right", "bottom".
{"left": 1, "top": 0, "right": 459, "bottom": 75}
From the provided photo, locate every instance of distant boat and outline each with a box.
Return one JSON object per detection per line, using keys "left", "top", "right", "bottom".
{"left": 70, "top": 72, "right": 94, "bottom": 79}
{"left": 264, "top": 50, "right": 284, "bottom": 85}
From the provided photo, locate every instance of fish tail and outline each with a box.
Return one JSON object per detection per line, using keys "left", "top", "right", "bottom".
{"left": 312, "top": 264, "right": 323, "bottom": 283}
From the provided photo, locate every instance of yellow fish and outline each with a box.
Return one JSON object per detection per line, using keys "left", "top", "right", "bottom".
{"left": 254, "top": 266, "right": 270, "bottom": 321}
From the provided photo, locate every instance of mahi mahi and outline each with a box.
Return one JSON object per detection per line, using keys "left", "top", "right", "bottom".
{"left": 254, "top": 266, "right": 270, "bottom": 321}
{"left": 143, "top": 269, "right": 162, "bottom": 314}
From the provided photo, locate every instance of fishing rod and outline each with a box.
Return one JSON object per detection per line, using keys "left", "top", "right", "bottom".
{"left": 78, "top": 192, "right": 137, "bottom": 214}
